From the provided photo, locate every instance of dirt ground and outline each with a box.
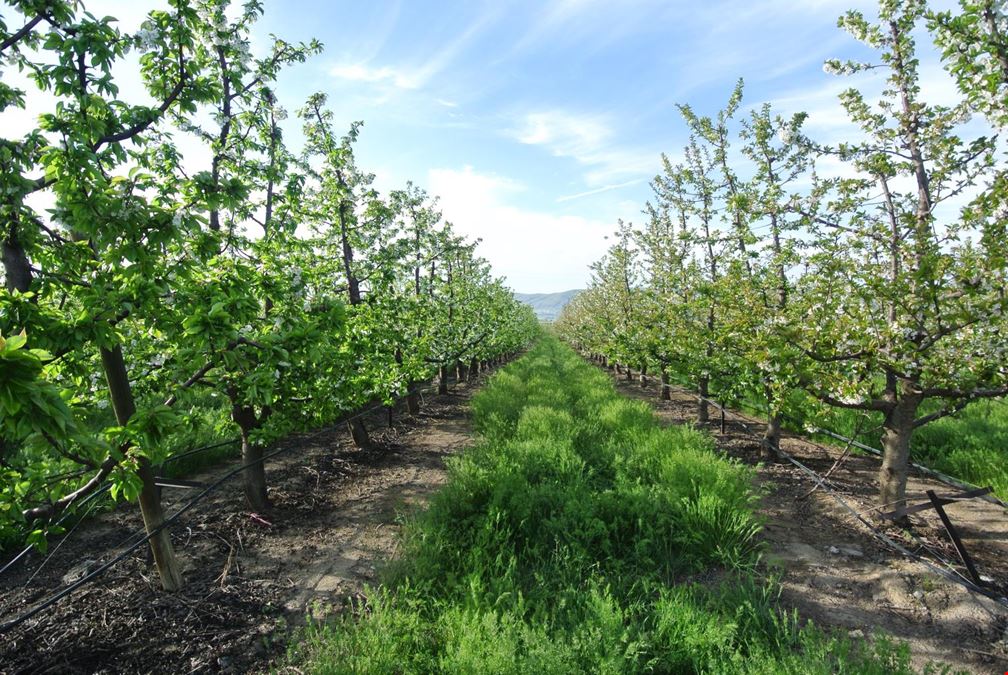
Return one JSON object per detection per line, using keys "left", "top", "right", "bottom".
{"left": 604, "top": 366, "right": 1008, "bottom": 674}
{"left": 0, "top": 378, "right": 478, "bottom": 675}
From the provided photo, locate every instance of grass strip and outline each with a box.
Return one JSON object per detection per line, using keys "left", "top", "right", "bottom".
{"left": 287, "top": 337, "right": 917, "bottom": 673}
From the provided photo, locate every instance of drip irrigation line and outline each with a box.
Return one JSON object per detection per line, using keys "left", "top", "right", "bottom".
{"left": 775, "top": 444, "right": 1008, "bottom": 611}
{"left": 806, "top": 426, "right": 1006, "bottom": 509}
{"left": 158, "top": 438, "right": 242, "bottom": 468}
{"left": 688, "top": 385, "right": 1008, "bottom": 611}
{"left": 23, "top": 485, "right": 108, "bottom": 589}
{"left": 0, "top": 429, "right": 327, "bottom": 634}
{"left": 626, "top": 358, "right": 1006, "bottom": 508}
{"left": 0, "top": 370, "right": 482, "bottom": 634}
{"left": 0, "top": 482, "right": 114, "bottom": 579}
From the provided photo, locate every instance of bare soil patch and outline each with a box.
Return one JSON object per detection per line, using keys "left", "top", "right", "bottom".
{"left": 0, "top": 380, "right": 479, "bottom": 674}
{"left": 605, "top": 368, "right": 1008, "bottom": 674}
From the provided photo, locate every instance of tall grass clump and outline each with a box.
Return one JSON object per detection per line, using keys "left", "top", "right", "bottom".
{"left": 288, "top": 337, "right": 914, "bottom": 673}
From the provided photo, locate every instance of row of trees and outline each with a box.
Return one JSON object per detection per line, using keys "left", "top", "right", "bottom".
{"left": 557, "top": 0, "right": 1007, "bottom": 514}
{"left": 0, "top": 0, "right": 538, "bottom": 591}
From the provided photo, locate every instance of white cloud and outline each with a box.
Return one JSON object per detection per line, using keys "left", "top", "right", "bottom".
{"left": 329, "top": 62, "right": 422, "bottom": 89}
{"left": 510, "top": 110, "right": 657, "bottom": 186}
{"left": 427, "top": 166, "right": 612, "bottom": 292}
{"left": 514, "top": 110, "right": 611, "bottom": 156}
{"left": 329, "top": 8, "right": 498, "bottom": 95}
{"left": 557, "top": 179, "right": 644, "bottom": 203}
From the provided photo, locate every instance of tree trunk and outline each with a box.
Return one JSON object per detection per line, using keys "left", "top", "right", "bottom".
{"left": 455, "top": 360, "right": 465, "bottom": 381}
{"left": 398, "top": 350, "right": 420, "bottom": 414}
{"left": 660, "top": 369, "right": 671, "bottom": 401}
{"left": 438, "top": 365, "right": 449, "bottom": 395}
{"left": 100, "top": 345, "right": 181, "bottom": 591}
{"left": 348, "top": 417, "right": 372, "bottom": 450}
{"left": 698, "top": 375, "right": 710, "bottom": 424}
{"left": 231, "top": 403, "right": 269, "bottom": 512}
{"left": 639, "top": 364, "right": 647, "bottom": 389}
{"left": 615, "top": 363, "right": 622, "bottom": 375}
{"left": 879, "top": 395, "right": 921, "bottom": 516}
{"left": 136, "top": 457, "right": 182, "bottom": 591}
{"left": 2, "top": 233, "right": 33, "bottom": 292}
{"left": 240, "top": 433, "right": 268, "bottom": 511}
{"left": 469, "top": 358, "right": 479, "bottom": 381}
{"left": 761, "top": 384, "right": 781, "bottom": 461}
{"left": 406, "top": 384, "right": 420, "bottom": 414}
{"left": 625, "top": 366, "right": 632, "bottom": 382}
{"left": 761, "top": 413, "right": 782, "bottom": 461}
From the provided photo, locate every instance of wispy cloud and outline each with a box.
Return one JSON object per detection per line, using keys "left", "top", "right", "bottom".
{"left": 557, "top": 179, "right": 644, "bottom": 203}
{"left": 508, "top": 0, "right": 669, "bottom": 56}
{"left": 513, "top": 110, "right": 611, "bottom": 157}
{"left": 329, "top": 62, "right": 422, "bottom": 89}
{"left": 329, "top": 8, "right": 499, "bottom": 94}
{"left": 510, "top": 110, "right": 656, "bottom": 186}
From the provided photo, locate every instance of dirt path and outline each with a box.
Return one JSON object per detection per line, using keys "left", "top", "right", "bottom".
{"left": 0, "top": 379, "right": 479, "bottom": 674}
{"left": 604, "top": 367, "right": 1008, "bottom": 674}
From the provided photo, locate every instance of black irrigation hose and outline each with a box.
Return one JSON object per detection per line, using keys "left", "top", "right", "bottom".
{"left": 0, "top": 438, "right": 243, "bottom": 582}
{"left": 775, "top": 444, "right": 1008, "bottom": 610}
{"left": 158, "top": 438, "right": 242, "bottom": 468}
{"left": 0, "top": 482, "right": 114, "bottom": 579}
{"left": 804, "top": 426, "right": 1007, "bottom": 509}
{"left": 22, "top": 485, "right": 110, "bottom": 589}
{"left": 0, "top": 371, "right": 483, "bottom": 634}
{"left": 5, "top": 375, "right": 451, "bottom": 576}
{"left": 688, "top": 389, "right": 1008, "bottom": 609}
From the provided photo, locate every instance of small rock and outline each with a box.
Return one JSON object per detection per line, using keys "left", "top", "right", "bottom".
{"left": 828, "top": 545, "right": 840, "bottom": 555}
{"left": 837, "top": 545, "right": 864, "bottom": 558}
{"left": 848, "top": 629, "right": 864, "bottom": 639}
{"left": 912, "top": 589, "right": 924, "bottom": 600}
{"left": 61, "top": 559, "right": 97, "bottom": 585}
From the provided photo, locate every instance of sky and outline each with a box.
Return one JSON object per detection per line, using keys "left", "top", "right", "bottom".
{"left": 8, "top": 0, "right": 966, "bottom": 293}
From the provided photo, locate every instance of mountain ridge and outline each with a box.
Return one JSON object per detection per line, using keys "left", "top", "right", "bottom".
{"left": 513, "top": 289, "right": 581, "bottom": 321}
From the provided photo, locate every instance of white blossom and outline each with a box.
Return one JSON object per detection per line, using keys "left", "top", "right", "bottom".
{"left": 135, "top": 28, "right": 159, "bottom": 52}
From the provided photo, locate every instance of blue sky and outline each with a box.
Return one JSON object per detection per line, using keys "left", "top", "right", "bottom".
{"left": 14, "top": 0, "right": 964, "bottom": 292}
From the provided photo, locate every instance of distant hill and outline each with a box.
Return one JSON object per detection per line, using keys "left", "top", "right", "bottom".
{"left": 514, "top": 289, "right": 582, "bottom": 322}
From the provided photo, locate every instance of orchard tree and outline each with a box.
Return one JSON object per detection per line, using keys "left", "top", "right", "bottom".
{"left": 792, "top": 0, "right": 1008, "bottom": 512}
{"left": 654, "top": 136, "right": 727, "bottom": 424}
{"left": 155, "top": 0, "right": 321, "bottom": 513}
{"left": 299, "top": 96, "right": 382, "bottom": 450}
{"left": 590, "top": 220, "right": 647, "bottom": 380}
{"left": 0, "top": 0, "right": 219, "bottom": 590}
{"left": 929, "top": 0, "right": 1008, "bottom": 129}
{"left": 639, "top": 163, "right": 701, "bottom": 400}
{"left": 736, "top": 104, "right": 813, "bottom": 458}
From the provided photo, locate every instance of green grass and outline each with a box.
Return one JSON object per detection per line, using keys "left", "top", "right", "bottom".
{"left": 886, "top": 401, "right": 1008, "bottom": 500}
{"left": 286, "top": 337, "right": 916, "bottom": 673}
